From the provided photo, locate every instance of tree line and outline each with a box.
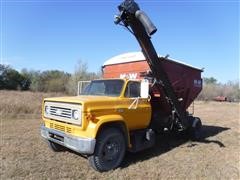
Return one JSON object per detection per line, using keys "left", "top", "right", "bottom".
{"left": 0, "top": 62, "right": 100, "bottom": 94}
{"left": 197, "top": 77, "right": 240, "bottom": 102}
{"left": 0, "top": 63, "right": 239, "bottom": 101}
{"left": 0, "top": 64, "right": 31, "bottom": 90}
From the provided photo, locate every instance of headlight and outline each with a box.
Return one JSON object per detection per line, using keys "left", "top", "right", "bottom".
{"left": 72, "top": 110, "right": 80, "bottom": 120}
{"left": 45, "top": 105, "right": 50, "bottom": 115}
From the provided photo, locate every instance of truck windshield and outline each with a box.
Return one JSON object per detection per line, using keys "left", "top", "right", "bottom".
{"left": 81, "top": 80, "right": 124, "bottom": 97}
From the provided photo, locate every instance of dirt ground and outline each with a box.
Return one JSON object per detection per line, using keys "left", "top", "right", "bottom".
{"left": 0, "top": 101, "right": 239, "bottom": 179}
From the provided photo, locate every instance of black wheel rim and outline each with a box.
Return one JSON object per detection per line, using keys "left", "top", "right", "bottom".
{"left": 102, "top": 137, "right": 120, "bottom": 162}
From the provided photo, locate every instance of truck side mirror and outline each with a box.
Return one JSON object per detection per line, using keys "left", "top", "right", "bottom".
{"left": 140, "top": 80, "right": 149, "bottom": 98}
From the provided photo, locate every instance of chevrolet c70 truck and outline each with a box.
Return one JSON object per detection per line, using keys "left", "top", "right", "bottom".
{"left": 41, "top": 78, "right": 152, "bottom": 171}
{"left": 41, "top": 0, "right": 203, "bottom": 172}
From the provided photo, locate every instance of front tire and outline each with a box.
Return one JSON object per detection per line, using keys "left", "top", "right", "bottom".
{"left": 88, "top": 128, "right": 126, "bottom": 172}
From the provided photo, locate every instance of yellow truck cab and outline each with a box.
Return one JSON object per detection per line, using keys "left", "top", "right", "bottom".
{"left": 41, "top": 78, "right": 153, "bottom": 171}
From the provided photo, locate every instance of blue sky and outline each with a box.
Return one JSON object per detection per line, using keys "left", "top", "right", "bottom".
{"left": 1, "top": 0, "right": 239, "bottom": 83}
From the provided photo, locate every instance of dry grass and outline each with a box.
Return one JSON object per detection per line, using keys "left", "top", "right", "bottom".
{"left": 0, "top": 92, "right": 240, "bottom": 179}
{"left": 0, "top": 90, "right": 64, "bottom": 118}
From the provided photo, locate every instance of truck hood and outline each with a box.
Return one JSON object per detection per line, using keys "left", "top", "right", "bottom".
{"left": 44, "top": 95, "right": 123, "bottom": 113}
{"left": 44, "top": 95, "right": 120, "bottom": 104}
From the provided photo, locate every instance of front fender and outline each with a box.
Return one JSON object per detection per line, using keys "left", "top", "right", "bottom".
{"left": 85, "top": 114, "right": 131, "bottom": 147}
{"left": 87, "top": 114, "right": 124, "bottom": 137}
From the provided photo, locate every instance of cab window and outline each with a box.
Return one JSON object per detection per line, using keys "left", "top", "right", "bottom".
{"left": 125, "top": 81, "right": 140, "bottom": 98}
{"left": 82, "top": 80, "right": 124, "bottom": 97}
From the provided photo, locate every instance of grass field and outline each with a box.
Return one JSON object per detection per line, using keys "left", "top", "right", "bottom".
{"left": 0, "top": 91, "right": 240, "bottom": 179}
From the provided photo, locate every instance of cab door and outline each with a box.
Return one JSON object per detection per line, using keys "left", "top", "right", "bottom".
{"left": 117, "top": 81, "right": 151, "bottom": 130}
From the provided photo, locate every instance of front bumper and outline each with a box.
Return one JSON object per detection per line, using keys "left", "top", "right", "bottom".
{"left": 41, "top": 125, "right": 96, "bottom": 154}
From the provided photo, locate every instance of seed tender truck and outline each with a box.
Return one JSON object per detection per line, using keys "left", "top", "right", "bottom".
{"left": 41, "top": 0, "right": 203, "bottom": 172}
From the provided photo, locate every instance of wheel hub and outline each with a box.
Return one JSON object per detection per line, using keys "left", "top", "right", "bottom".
{"left": 103, "top": 141, "right": 120, "bottom": 161}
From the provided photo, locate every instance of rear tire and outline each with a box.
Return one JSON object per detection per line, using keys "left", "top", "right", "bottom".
{"left": 189, "top": 117, "right": 202, "bottom": 141}
{"left": 88, "top": 128, "right": 126, "bottom": 172}
{"left": 47, "top": 141, "right": 65, "bottom": 152}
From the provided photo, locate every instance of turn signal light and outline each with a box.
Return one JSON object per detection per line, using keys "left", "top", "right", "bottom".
{"left": 86, "top": 114, "right": 96, "bottom": 122}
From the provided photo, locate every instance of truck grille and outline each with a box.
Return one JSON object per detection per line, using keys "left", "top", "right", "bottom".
{"left": 49, "top": 106, "right": 72, "bottom": 119}
{"left": 44, "top": 101, "right": 82, "bottom": 125}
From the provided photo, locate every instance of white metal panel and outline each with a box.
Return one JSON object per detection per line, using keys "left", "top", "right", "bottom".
{"left": 103, "top": 52, "right": 202, "bottom": 71}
